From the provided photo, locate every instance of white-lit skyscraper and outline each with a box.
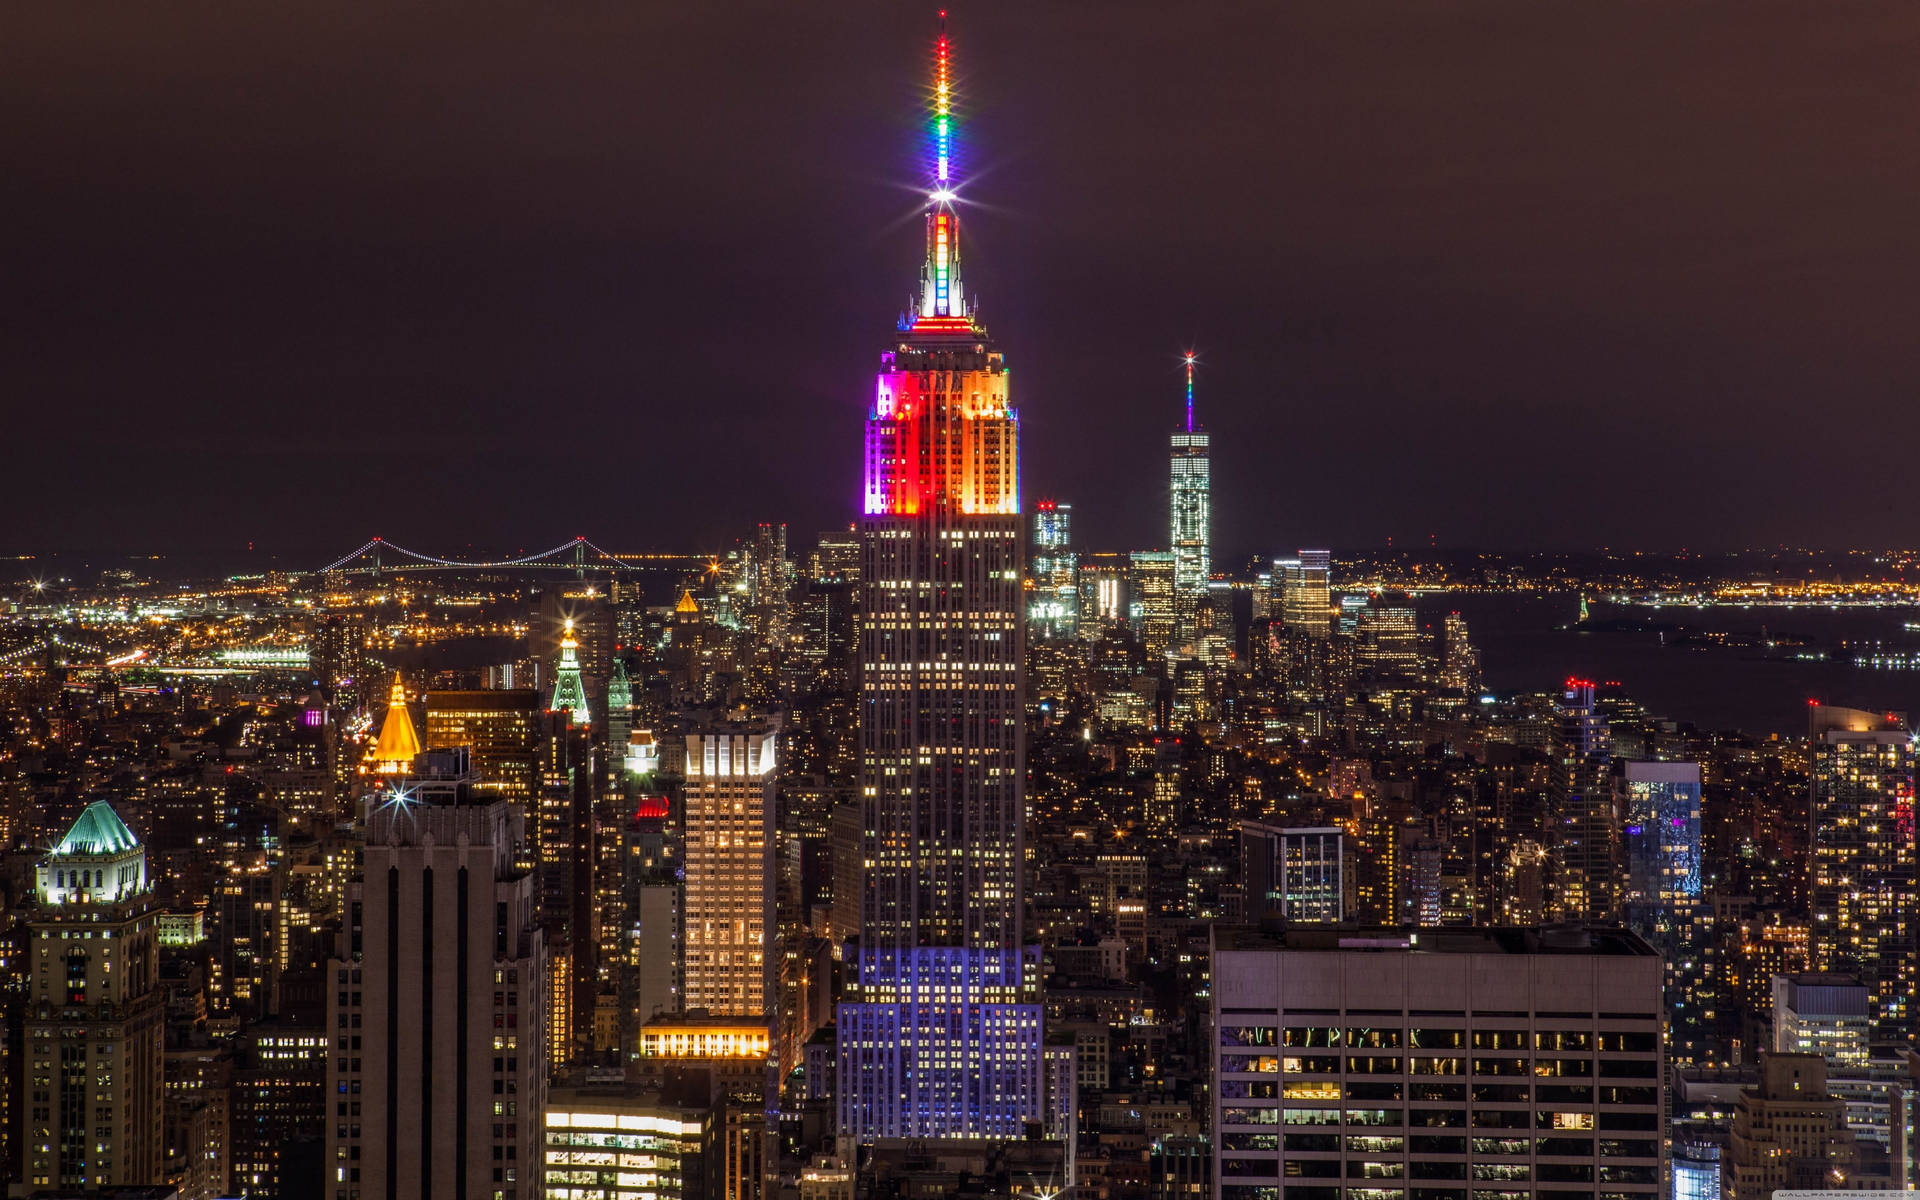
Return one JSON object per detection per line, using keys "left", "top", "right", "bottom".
{"left": 1279, "top": 550, "right": 1331, "bottom": 638}
{"left": 1029, "top": 500, "right": 1075, "bottom": 639}
{"left": 838, "top": 15, "right": 1044, "bottom": 1143}
{"left": 1169, "top": 354, "right": 1210, "bottom": 642}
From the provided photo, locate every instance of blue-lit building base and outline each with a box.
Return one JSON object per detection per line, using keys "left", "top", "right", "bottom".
{"left": 837, "top": 946, "right": 1045, "bottom": 1140}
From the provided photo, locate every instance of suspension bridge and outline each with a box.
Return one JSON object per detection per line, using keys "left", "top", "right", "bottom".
{"left": 310, "top": 536, "right": 707, "bottom": 576}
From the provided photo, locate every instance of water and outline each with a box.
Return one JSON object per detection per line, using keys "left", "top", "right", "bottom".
{"left": 1415, "top": 592, "right": 1920, "bottom": 735}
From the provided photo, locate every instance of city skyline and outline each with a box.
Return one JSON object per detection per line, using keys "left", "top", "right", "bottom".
{"left": 5, "top": 7, "right": 1920, "bottom": 1199}
{"left": 11, "top": 2, "right": 1920, "bottom": 555}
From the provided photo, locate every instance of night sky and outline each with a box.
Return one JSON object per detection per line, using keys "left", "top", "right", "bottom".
{"left": 7, "top": 1, "right": 1920, "bottom": 565}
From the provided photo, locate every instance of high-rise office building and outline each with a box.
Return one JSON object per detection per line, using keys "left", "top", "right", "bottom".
{"left": 1772, "top": 973, "right": 1870, "bottom": 1069}
{"left": 1807, "top": 705, "right": 1915, "bottom": 1041}
{"left": 838, "top": 16, "right": 1044, "bottom": 1142}
{"left": 1029, "top": 500, "right": 1076, "bottom": 639}
{"left": 327, "top": 749, "right": 546, "bottom": 1200}
{"left": 1617, "top": 760, "right": 1705, "bottom": 1057}
{"left": 1553, "top": 679, "right": 1618, "bottom": 922}
{"left": 1618, "top": 761, "right": 1701, "bottom": 938}
{"left": 542, "top": 1085, "right": 705, "bottom": 1200}
{"left": 424, "top": 688, "right": 541, "bottom": 804}
{"left": 682, "top": 718, "right": 779, "bottom": 1020}
{"left": 1211, "top": 924, "right": 1664, "bottom": 1200}
{"left": 230, "top": 993, "right": 328, "bottom": 1199}
{"left": 1438, "top": 610, "right": 1483, "bottom": 693}
{"left": 1238, "top": 822, "right": 1344, "bottom": 922}
{"left": 1279, "top": 550, "right": 1332, "bottom": 638}
{"left": 18, "top": 801, "right": 165, "bottom": 1192}
{"left": 1076, "top": 552, "right": 1131, "bottom": 640}
{"left": 606, "top": 659, "right": 634, "bottom": 769}
{"left": 1354, "top": 598, "right": 1421, "bottom": 678}
{"left": 1131, "top": 550, "right": 1177, "bottom": 661}
{"left": 1169, "top": 353, "right": 1210, "bottom": 643}
{"left": 536, "top": 713, "right": 598, "bottom": 1070}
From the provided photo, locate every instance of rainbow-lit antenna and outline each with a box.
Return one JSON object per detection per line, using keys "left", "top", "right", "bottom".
{"left": 1184, "top": 351, "right": 1197, "bottom": 433}
{"left": 934, "top": 10, "right": 952, "bottom": 198}
{"left": 920, "top": 10, "right": 964, "bottom": 321}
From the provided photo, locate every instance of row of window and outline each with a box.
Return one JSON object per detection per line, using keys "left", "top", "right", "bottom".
{"left": 1223, "top": 1029, "right": 1658, "bottom": 1052}
{"left": 1222, "top": 1108, "right": 1656, "bottom": 1131}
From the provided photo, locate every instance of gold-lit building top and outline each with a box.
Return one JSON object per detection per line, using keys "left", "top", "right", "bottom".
{"left": 371, "top": 671, "right": 421, "bottom": 773}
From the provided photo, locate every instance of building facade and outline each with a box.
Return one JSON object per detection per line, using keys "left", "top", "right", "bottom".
{"left": 326, "top": 750, "right": 547, "bottom": 1200}
{"left": 17, "top": 801, "right": 165, "bottom": 1193}
{"left": 1211, "top": 925, "right": 1665, "bottom": 1200}
{"left": 1807, "top": 705, "right": 1915, "bottom": 1041}
{"left": 682, "top": 718, "right": 779, "bottom": 1020}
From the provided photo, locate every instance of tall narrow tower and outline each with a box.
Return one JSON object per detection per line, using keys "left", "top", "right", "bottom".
{"left": 1169, "top": 353, "right": 1210, "bottom": 643}
{"left": 839, "top": 13, "right": 1044, "bottom": 1141}
{"left": 549, "top": 618, "right": 590, "bottom": 727}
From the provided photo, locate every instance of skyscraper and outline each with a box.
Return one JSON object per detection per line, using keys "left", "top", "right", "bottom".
{"left": 424, "top": 687, "right": 541, "bottom": 804}
{"left": 1553, "top": 679, "right": 1618, "bottom": 922}
{"left": 1238, "top": 822, "right": 1344, "bottom": 922}
{"left": 19, "top": 802, "right": 165, "bottom": 1192}
{"left": 1808, "top": 705, "right": 1915, "bottom": 1041}
{"left": 1028, "top": 499, "right": 1075, "bottom": 639}
{"left": 1212, "top": 924, "right": 1665, "bottom": 1200}
{"left": 682, "top": 717, "right": 778, "bottom": 1020}
{"left": 1618, "top": 761, "right": 1702, "bottom": 942}
{"left": 838, "top": 15, "right": 1044, "bottom": 1142}
{"left": 327, "top": 749, "right": 546, "bottom": 1200}
{"left": 1130, "top": 550, "right": 1177, "bottom": 661}
{"left": 1169, "top": 353, "right": 1210, "bottom": 642}
{"left": 1279, "top": 550, "right": 1332, "bottom": 638}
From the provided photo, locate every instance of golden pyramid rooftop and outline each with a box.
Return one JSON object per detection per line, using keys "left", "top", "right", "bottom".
{"left": 371, "top": 671, "right": 421, "bottom": 774}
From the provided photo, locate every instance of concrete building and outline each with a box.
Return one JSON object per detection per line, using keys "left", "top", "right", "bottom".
{"left": 1723, "top": 1053, "right": 1863, "bottom": 1200}
{"left": 16, "top": 802, "right": 166, "bottom": 1194}
{"left": 541, "top": 1084, "right": 705, "bottom": 1200}
{"left": 1210, "top": 924, "right": 1664, "bottom": 1200}
{"left": 1240, "top": 823, "right": 1344, "bottom": 922}
{"left": 1773, "top": 973, "right": 1871, "bottom": 1069}
{"left": 1808, "top": 705, "right": 1915, "bottom": 1041}
{"left": 327, "top": 749, "right": 546, "bottom": 1200}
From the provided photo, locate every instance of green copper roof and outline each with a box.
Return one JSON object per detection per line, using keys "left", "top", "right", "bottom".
{"left": 55, "top": 801, "right": 139, "bottom": 856}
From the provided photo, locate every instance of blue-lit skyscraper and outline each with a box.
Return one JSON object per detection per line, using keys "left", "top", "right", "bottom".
{"left": 1169, "top": 354, "right": 1210, "bottom": 642}
{"left": 837, "top": 15, "right": 1044, "bottom": 1142}
{"left": 1620, "top": 760, "right": 1703, "bottom": 937}
{"left": 1619, "top": 759, "right": 1707, "bottom": 1061}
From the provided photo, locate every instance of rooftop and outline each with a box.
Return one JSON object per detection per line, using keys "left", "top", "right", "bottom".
{"left": 53, "top": 800, "right": 139, "bottom": 856}
{"left": 1214, "top": 923, "right": 1656, "bottom": 958}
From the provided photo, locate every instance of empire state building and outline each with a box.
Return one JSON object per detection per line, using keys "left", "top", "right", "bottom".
{"left": 836, "top": 14, "right": 1045, "bottom": 1141}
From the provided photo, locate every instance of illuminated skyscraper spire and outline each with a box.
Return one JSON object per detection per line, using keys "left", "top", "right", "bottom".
{"left": 917, "top": 11, "right": 968, "bottom": 325}
{"left": 1185, "top": 351, "right": 1197, "bottom": 433}
{"left": 843, "top": 12, "right": 1044, "bottom": 1144}
{"left": 1171, "top": 352, "right": 1212, "bottom": 641}
{"left": 550, "top": 618, "right": 590, "bottom": 727}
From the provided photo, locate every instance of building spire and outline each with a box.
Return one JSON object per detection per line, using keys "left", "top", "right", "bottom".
{"left": 918, "top": 11, "right": 968, "bottom": 325}
{"left": 550, "top": 617, "right": 590, "bottom": 727}
{"left": 371, "top": 671, "right": 421, "bottom": 774}
{"left": 1184, "top": 351, "right": 1197, "bottom": 433}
